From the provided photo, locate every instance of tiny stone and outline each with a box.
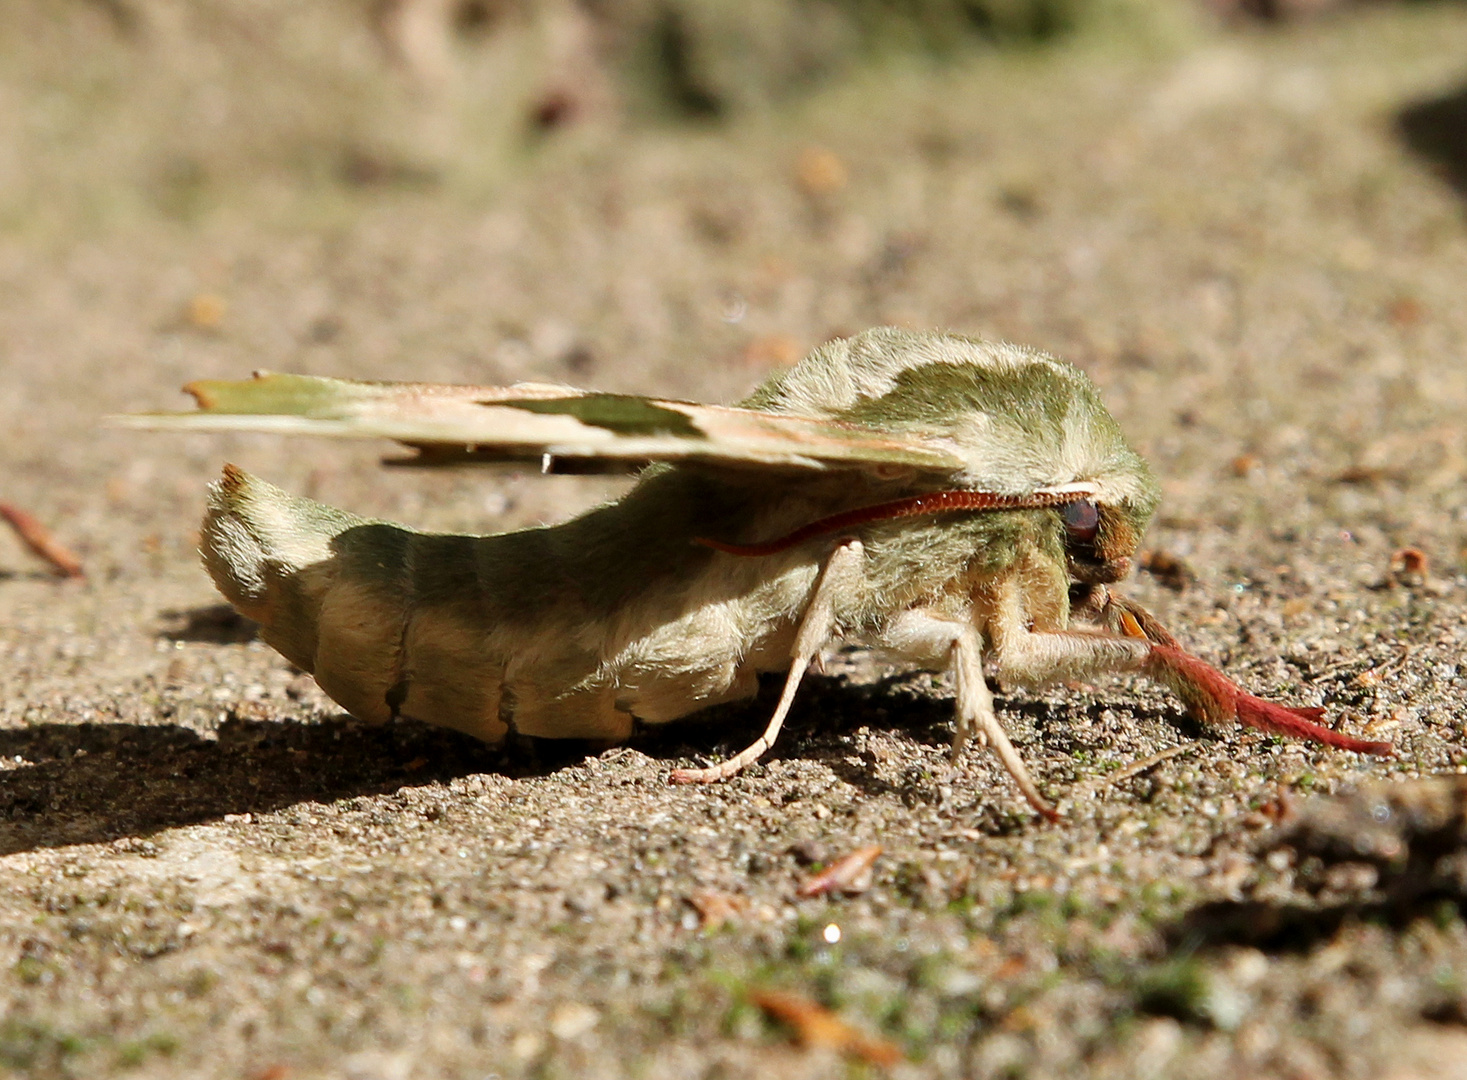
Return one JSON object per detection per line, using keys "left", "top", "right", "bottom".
{"left": 548, "top": 1002, "right": 598, "bottom": 1041}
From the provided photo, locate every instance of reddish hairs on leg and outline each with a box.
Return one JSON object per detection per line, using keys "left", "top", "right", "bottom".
{"left": 1147, "top": 644, "right": 1393, "bottom": 756}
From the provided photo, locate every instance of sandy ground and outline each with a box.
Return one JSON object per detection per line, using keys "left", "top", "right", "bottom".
{"left": 3, "top": 4, "right": 1467, "bottom": 1078}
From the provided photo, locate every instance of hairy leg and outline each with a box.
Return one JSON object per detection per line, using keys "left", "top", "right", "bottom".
{"left": 878, "top": 609, "right": 1057, "bottom": 820}
{"left": 668, "top": 540, "right": 864, "bottom": 784}
{"left": 985, "top": 576, "right": 1151, "bottom": 688}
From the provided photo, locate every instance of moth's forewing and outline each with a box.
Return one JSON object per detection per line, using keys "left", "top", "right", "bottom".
{"left": 117, "top": 371, "right": 964, "bottom": 473}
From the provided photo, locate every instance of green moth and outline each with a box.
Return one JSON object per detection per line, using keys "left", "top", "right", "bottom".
{"left": 123, "top": 328, "right": 1391, "bottom": 818}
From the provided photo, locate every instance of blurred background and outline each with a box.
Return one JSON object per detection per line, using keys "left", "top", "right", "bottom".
{"left": 1, "top": 0, "right": 1465, "bottom": 555}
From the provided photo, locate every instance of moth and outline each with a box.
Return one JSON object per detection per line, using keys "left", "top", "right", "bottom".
{"left": 123, "top": 328, "right": 1391, "bottom": 819}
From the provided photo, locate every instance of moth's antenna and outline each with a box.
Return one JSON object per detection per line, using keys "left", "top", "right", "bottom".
{"left": 695, "top": 485, "right": 1098, "bottom": 558}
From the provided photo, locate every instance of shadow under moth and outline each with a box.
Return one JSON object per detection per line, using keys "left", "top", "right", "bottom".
{"left": 124, "top": 328, "right": 1391, "bottom": 819}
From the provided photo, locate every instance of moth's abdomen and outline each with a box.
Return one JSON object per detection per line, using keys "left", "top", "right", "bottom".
{"left": 200, "top": 466, "right": 798, "bottom": 747}
{"left": 201, "top": 466, "right": 509, "bottom": 741}
{"left": 202, "top": 465, "right": 355, "bottom": 677}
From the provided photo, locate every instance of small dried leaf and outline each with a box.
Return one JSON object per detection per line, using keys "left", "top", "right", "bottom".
{"left": 1000, "top": 1004, "right": 1038, "bottom": 1031}
{"left": 1391, "top": 546, "right": 1428, "bottom": 584}
{"left": 1230, "top": 454, "right": 1261, "bottom": 477}
{"left": 750, "top": 989, "right": 902, "bottom": 1065}
{"left": 688, "top": 890, "right": 747, "bottom": 931}
{"left": 994, "top": 955, "right": 1028, "bottom": 980}
{"left": 797, "top": 844, "right": 881, "bottom": 898}
{"left": 1387, "top": 296, "right": 1425, "bottom": 326}
{"left": 187, "top": 293, "right": 227, "bottom": 330}
{"left": 1138, "top": 548, "right": 1195, "bottom": 592}
{"left": 795, "top": 147, "right": 848, "bottom": 196}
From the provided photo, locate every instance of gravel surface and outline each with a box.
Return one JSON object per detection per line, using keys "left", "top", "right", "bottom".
{"left": 3, "top": 5, "right": 1467, "bottom": 1077}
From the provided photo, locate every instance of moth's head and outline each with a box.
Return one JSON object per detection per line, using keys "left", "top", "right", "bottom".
{"left": 800, "top": 330, "right": 1160, "bottom": 574}
{"left": 1042, "top": 404, "right": 1158, "bottom": 588}
{"left": 745, "top": 329, "right": 1161, "bottom": 582}
{"left": 1056, "top": 494, "right": 1151, "bottom": 586}
{"left": 1051, "top": 403, "right": 1159, "bottom": 587}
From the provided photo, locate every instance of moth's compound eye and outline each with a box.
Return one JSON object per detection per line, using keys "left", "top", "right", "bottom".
{"left": 1062, "top": 500, "right": 1100, "bottom": 543}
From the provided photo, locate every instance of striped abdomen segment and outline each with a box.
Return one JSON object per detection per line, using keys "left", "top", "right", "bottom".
{"left": 200, "top": 466, "right": 510, "bottom": 742}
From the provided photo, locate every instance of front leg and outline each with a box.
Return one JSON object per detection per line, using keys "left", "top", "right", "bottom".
{"left": 984, "top": 575, "right": 1150, "bottom": 689}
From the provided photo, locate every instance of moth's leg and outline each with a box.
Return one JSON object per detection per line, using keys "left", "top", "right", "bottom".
{"left": 878, "top": 610, "right": 1055, "bottom": 820}
{"left": 1066, "top": 582, "right": 1112, "bottom": 625}
{"left": 984, "top": 576, "right": 1151, "bottom": 689}
{"left": 949, "top": 625, "right": 1058, "bottom": 821}
{"left": 1079, "top": 590, "right": 1390, "bottom": 754}
{"left": 1082, "top": 586, "right": 1181, "bottom": 649}
{"left": 668, "top": 539, "right": 864, "bottom": 784}
{"left": 1009, "top": 581, "right": 1393, "bottom": 760}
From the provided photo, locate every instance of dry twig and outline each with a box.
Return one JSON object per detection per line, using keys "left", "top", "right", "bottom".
{"left": 1070, "top": 742, "right": 1202, "bottom": 800}
{"left": 0, "top": 502, "right": 84, "bottom": 578}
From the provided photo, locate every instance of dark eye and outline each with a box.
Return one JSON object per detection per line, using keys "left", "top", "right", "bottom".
{"left": 1062, "top": 500, "right": 1100, "bottom": 543}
